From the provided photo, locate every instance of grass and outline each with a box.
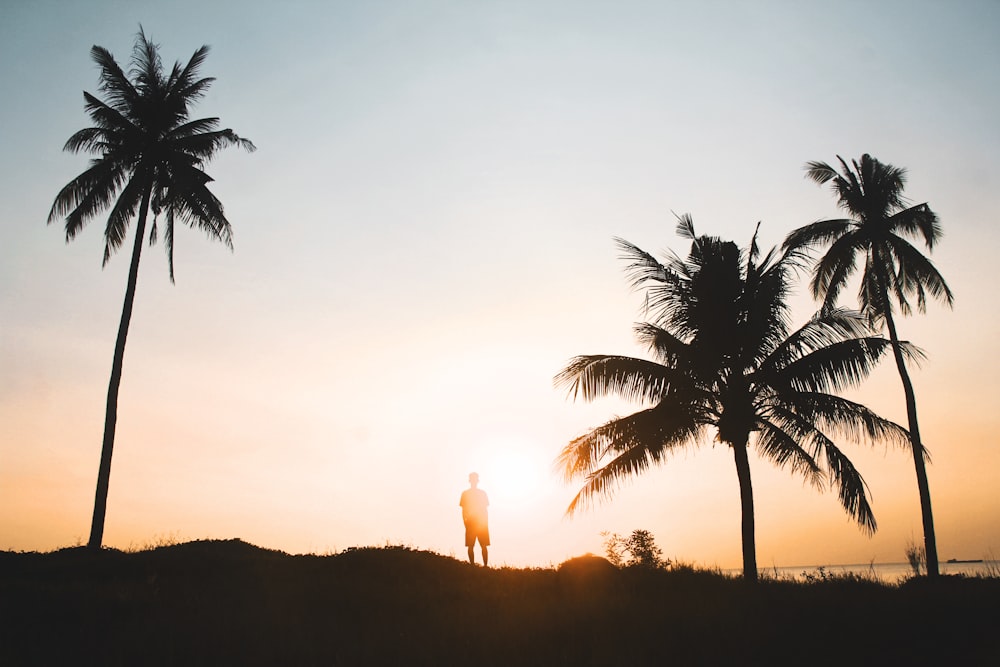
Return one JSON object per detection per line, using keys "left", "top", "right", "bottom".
{"left": 1, "top": 539, "right": 997, "bottom": 666}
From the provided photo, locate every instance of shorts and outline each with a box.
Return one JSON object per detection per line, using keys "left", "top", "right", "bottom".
{"left": 464, "top": 520, "right": 490, "bottom": 547}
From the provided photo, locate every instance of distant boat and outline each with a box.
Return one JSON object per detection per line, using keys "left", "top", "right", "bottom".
{"left": 946, "top": 558, "right": 984, "bottom": 563}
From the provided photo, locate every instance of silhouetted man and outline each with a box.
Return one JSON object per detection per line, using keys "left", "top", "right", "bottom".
{"left": 460, "top": 472, "right": 489, "bottom": 566}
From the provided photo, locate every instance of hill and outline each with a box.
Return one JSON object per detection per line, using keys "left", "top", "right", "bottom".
{"left": 1, "top": 539, "right": 997, "bottom": 665}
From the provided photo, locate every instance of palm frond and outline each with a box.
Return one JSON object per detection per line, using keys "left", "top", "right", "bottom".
{"left": 782, "top": 218, "right": 853, "bottom": 252}
{"left": 614, "top": 237, "right": 669, "bottom": 289}
{"left": 90, "top": 45, "right": 138, "bottom": 114}
{"left": 773, "top": 398, "right": 878, "bottom": 533}
{"left": 746, "top": 221, "right": 761, "bottom": 267}
{"left": 132, "top": 27, "right": 164, "bottom": 99}
{"left": 754, "top": 419, "right": 824, "bottom": 488}
{"left": 822, "top": 441, "right": 877, "bottom": 534}
{"left": 674, "top": 212, "right": 696, "bottom": 240}
{"left": 810, "top": 231, "right": 863, "bottom": 305}
{"left": 168, "top": 179, "right": 233, "bottom": 248}
{"left": 888, "top": 202, "right": 942, "bottom": 250}
{"left": 778, "top": 337, "right": 892, "bottom": 393}
{"left": 101, "top": 176, "right": 147, "bottom": 266}
{"left": 632, "top": 322, "right": 688, "bottom": 364}
{"left": 765, "top": 405, "right": 877, "bottom": 533}
{"left": 167, "top": 117, "right": 221, "bottom": 141}
{"left": 171, "top": 127, "right": 256, "bottom": 159}
{"left": 557, "top": 406, "right": 702, "bottom": 514}
{"left": 760, "top": 308, "right": 865, "bottom": 370}
{"left": 557, "top": 405, "right": 698, "bottom": 478}
{"left": 772, "top": 394, "right": 910, "bottom": 449}
{"left": 804, "top": 160, "right": 837, "bottom": 186}
{"left": 739, "top": 248, "right": 795, "bottom": 365}
{"left": 835, "top": 156, "right": 864, "bottom": 214}
{"left": 173, "top": 44, "right": 212, "bottom": 100}
{"left": 554, "top": 355, "right": 674, "bottom": 404}
{"left": 885, "top": 234, "right": 954, "bottom": 311}
{"left": 62, "top": 127, "right": 109, "bottom": 155}
{"left": 81, "top": 91, "right": 138, "bottom": 136}
{"left": 49, "top": 160, "right": 129, "bottom": 238}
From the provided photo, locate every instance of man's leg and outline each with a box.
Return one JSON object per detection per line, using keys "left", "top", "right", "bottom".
{"left": 467, "top": 545, "right": 475, "bottom": 564}
{"left": 482, "top": 546, "right": 489, "bottom": 567}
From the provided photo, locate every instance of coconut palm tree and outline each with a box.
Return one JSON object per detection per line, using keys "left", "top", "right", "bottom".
{"left": 555, "top": 217, "right": 911, "bottom": 581}
{"left": 784, "top": 154, "right": 953, "bottom": 577}
{"left": 48, "top": 29, "right": 255, "bottom": 550}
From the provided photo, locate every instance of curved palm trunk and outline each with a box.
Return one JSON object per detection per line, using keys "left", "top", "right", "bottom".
{"left": 731, "top": 437, "right": 758, "bottom": 582}
{"left": 883, "top": 309, "right": 939, "bottom": 578}
{"left": 87, "top": 185, "right": 152, "bottom": 550}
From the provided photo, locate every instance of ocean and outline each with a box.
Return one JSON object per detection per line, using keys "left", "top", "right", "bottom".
{"left": 744, "top": 560, "right": 999, "bottom": 583}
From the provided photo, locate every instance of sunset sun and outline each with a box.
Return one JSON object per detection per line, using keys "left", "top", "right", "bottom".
{"left": 471, "top": 435, "right": 552, "bottom": 510}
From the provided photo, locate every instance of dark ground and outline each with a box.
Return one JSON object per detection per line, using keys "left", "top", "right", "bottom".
{"left": 1, "top": 539, "right": 997, "bottom": 666}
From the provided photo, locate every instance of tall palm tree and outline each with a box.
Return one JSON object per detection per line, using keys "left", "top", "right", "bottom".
{"left": 784, "top": 154, "right": 953, "bottom": 577}
{"left": 555, "top": 217, "right": 911, "bottom": 581}
{"left": 48, "top": 29, "right": 255, "bottom": 550}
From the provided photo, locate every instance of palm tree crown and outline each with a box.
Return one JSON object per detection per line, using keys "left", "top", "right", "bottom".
{"left": 556, "top": 216, "right": 910, "bottom": 580}
{"left": 49, "top": 27, "right": 255, "bottom": 280}
{"left": 785, "top": 154, "right": 953, "bottom": 324}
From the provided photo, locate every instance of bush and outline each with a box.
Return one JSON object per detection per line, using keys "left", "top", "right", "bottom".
{"left": 602, "top": 529, "right": 670, "bottom": 569}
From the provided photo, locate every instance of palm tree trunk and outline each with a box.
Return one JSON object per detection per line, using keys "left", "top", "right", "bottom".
{"left": 731, "top": 438, "right": 757, "bottom": 582}
{"left": 87, "top": 186, "right": 152, "bottom": 550}
{"left": 883, "top": 309, "right": 939, "bottom": 578}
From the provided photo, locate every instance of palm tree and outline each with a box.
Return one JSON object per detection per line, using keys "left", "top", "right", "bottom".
{"left": 784, "top": 155, "right": 953, "bottom": 577}
{"left": 555, "top": 217, "right": 911, "bottom": 581}
{"left": 48, "top": 29, "right": 255, "bottom": 550}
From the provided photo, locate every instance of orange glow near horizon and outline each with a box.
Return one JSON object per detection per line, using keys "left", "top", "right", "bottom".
{"left": 2, "top": 313, "right": 999, "bottom": 571}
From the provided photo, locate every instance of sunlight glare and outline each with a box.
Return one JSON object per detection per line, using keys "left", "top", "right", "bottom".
{"left": 471, "top": 434, "right": 553, "bottom": 511}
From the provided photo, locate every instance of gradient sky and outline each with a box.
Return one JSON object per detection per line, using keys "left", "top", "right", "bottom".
{"left": 2, "top": 0, "right": 999, "bottom": 568}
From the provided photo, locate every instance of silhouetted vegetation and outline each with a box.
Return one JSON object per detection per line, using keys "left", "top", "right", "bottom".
{"left": 1, "top": 540, "right": 996, "bottom": 666}
{"left": 602, "top": 528, "right": 669, "bottom": 569}
{"left": 906, "top": 537, "right": 927, "bottom": 577}
{"left": 785, "top": 154, "right": 953, "bottom": 577}
{"left": 555, "top": 217, "right": 910, "bottom": 581}
{"left": 48, "top": 29, "right": 254, "bottom": 550}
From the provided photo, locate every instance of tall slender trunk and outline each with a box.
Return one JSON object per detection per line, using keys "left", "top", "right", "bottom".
{"left": 883, "top": 308, "right": 939, "bottom": 578}
{"left": 731, "top": 437, "right": 757, "bottom": 582}
{"left": 87, "top": 185, "right": 152, "bottom": 550}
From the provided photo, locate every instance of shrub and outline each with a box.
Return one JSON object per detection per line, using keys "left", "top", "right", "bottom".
{"left": 602, "top": 529, "right": 670, "bottom": 569}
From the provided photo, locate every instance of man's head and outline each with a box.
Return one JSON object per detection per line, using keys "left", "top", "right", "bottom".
{"left": 468, "top": 472, "right": 479, "bottom": 487}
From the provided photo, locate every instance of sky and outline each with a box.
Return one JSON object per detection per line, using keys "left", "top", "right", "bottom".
{"left": 2, "top": 0, "right": 999, "bottom": 569}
